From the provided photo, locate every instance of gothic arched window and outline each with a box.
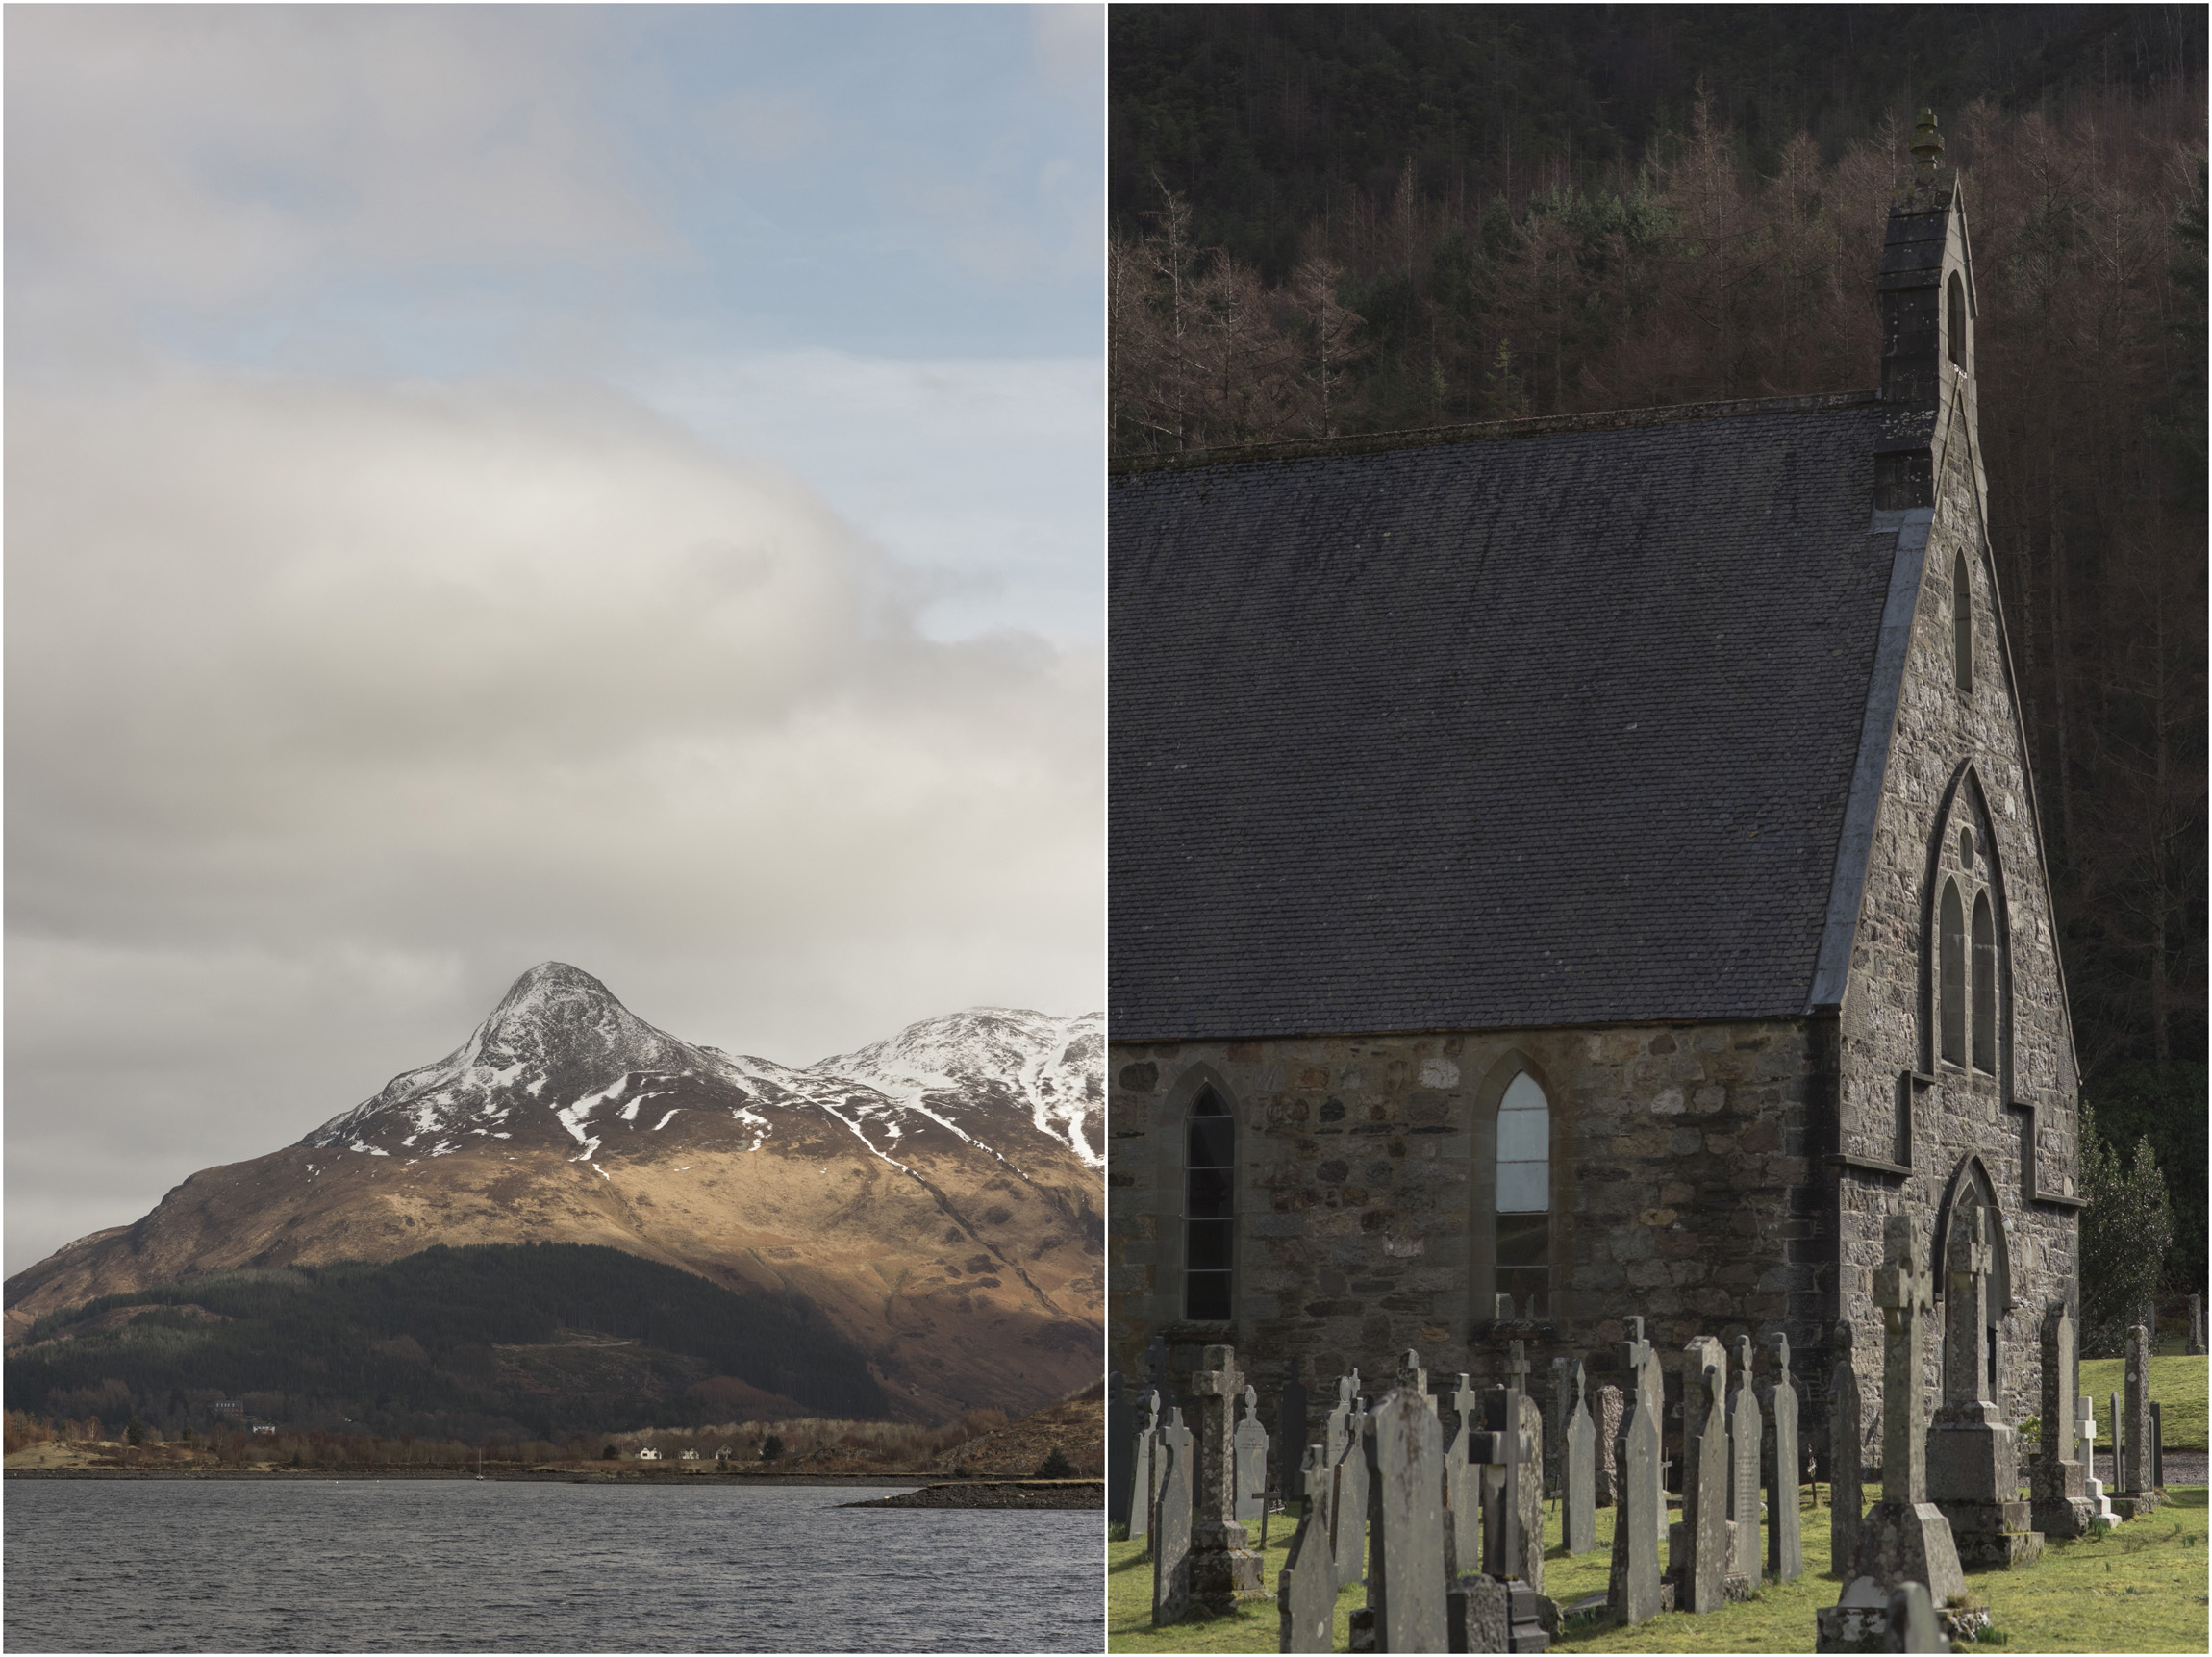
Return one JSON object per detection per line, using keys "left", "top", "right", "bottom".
{"left": 1185, "top": 1086, "right": 1234, "bottom": 1319}
{"left": 1947, "top": 273, "right": 1967, "bottom": 370}
{"left": 1495, "top": 1071, "right": 1551, "bottom": 1316}
{"left": 1940, "top": 879, "right": 1968, "bottom": 1067}
{"left": 1972, "top": 891, "right": 1997, "bottom": 1073}
{"left": 1953, "top": 553, "right": 1973, "bottom": 693}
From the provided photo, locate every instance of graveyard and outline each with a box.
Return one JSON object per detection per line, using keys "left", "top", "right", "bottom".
{"left": 1107, "top": 1225, "right": 2208, "bottom": 1653}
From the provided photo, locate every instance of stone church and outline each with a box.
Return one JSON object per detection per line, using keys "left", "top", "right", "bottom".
{"left": 1107, "top": 120, "right": 2083, "bottom": 1457}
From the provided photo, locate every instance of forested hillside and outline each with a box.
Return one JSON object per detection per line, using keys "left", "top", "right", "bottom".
{"left": 1110, "top": 5, "right": 2206, "bottom": 1297}
{"left": 6, "top": 1243, "right": 889, "bottom": 1442}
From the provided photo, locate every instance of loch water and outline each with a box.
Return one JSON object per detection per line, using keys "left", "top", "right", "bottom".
{"left": 5, "top": 1479, "right": 1099, "bottom": 1653}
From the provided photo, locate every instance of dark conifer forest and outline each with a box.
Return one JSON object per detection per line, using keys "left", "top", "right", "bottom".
{"left": 1111, "top": 5, "right": 2207, "bottom": 1299}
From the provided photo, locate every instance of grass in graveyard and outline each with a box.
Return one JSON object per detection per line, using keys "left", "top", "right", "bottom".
{"left": 1107, "top": 1485, "right": 2212, "bottom": 1654}
{"left": 2076, "top": 1354, "right": 2208, "bottom": 1450}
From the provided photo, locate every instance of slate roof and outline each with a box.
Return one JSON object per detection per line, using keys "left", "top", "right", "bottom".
{"left": 1110, "top": 393, "right": 1899, "bottom": 1042}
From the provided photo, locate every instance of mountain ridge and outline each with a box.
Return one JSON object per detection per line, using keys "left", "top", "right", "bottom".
{"left": 6, "top": 965, "right": 1104, "bottom": 1420}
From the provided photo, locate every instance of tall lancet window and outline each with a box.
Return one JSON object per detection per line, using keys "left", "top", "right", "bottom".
{"left": 1972, "top": 891, "right": 1998, "bottom": 1073}
{"left": 1953, "top": 553, "right": 1973, "bottom": 692}
{"left": 1185, "top": 1086, "right": 1234, "bottom": 1319}
{"left": 1495, "top": 1072, "right": 1551, "bottom": 1315}
{"left": 1947, "top": 273, "right": 1968, "bottom": 370}
{"left": 1940, "top": 879, "right": 1968, "bottom": 1067}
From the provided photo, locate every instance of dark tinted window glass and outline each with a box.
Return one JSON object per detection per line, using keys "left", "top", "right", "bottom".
{"left": 1497, "top": 1213, "right": 1549, "bottom": 1268}
{"left": 1187, "top": 1271, "right": 1232, "bottom": 1320}
{"left": 1189, "top": 1117, "right": 1235, "bottom": 1168}
{"left": 1187, "top": 1218, "right": 1234, "bottom": 1270}
{"left": 1187, "top": 1166, "right": 1233, "bottom": 1218}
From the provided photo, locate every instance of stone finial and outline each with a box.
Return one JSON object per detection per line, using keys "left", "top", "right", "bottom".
{"left": 1571, "top": 1359, "right": 1587, "bottom": 1408}
{"left": 1772, "top": 1330, "right": 1793, "bottom": 1371}
{"left": 1910, "top": 107, "right": 1944, "bottom": 171}
{"left": 1242, "top": 1383, "right": 1259, "bottom": 1421}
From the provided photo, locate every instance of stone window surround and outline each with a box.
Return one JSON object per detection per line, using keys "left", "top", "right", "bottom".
{"left": 1921, "top": 761, "right": 2011, "bottom": 1095}
{"left": 1161, "top": 1061, "right": 1240, "bottom": 1323}
{"left": 1467, "top": 1047, "right": 1559, "bottom": 1319}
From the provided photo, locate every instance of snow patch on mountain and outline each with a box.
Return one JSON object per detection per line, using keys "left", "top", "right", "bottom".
{"left": 814, "top": 1008, "right": 1105, "bottom": 1167}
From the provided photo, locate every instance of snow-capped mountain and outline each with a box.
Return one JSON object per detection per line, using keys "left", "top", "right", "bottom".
{"left": 6, "top": 965, "right": 1104, "bottom": 1419}
{"left": 813, "top": 1008, "right": 1104, "bottom": 1168}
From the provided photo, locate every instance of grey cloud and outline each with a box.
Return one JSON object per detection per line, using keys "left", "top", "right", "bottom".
{"left": 6, "top": 368, "right": 1102, "bottom": 1272}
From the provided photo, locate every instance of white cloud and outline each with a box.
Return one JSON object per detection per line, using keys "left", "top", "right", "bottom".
{"left": 5, "top": 366, "right": 1103, "bottom": 1271}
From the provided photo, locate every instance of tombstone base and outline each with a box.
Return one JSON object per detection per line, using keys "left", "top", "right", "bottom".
{"left": 1847, "top": 1500, "right": 1964, "bottom": 1609}
{"left": 2109, "top": 1492, "right": 2161, "bottom": 1519}
{"left": 1185, "top": 1521, "right": 1267, "bottom": 1614}
{"left": 2030, "top": 1494, "right": 2094, "bottom": 1540}
{"left": 1814, "top": 1576, "right": 1891, "bottom": 1654}
{"left": 1934, "top": 1499, "right": 2042, "bottom": 1569}
{"left": 1448, "top": 1574, "right": 1510, "bottom": 1654}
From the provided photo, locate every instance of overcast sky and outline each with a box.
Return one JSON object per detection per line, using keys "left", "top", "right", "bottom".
{"left": 5, "top": 5, "right": 1104, "bottom": 1275}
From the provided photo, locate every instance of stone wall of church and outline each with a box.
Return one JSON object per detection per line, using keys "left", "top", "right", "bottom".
{"left": 1835, "top": 382, "right": 2081, "bottom": 1437}
{"left": 1108, "top": 1017, "right": 1827, "bottom": 1405}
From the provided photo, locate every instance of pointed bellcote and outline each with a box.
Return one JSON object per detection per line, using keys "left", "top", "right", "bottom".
{"left": 1875, "top": 109, "right": 1982, "bottom": 512}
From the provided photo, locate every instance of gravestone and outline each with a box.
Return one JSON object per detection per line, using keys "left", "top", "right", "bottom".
{"left": 1767, "top": 1331, "right": 1803, "bottom": 1581}
{"left": 1277, "top": 1444, "right": 1337, "bottom": 1654}
{"left": 1151, "top": 1407, "right": 1195, "bottom": 1624}
{"left": 2030, "top": 1303, "right": 2090, "bottom": 1539}
{"left": 2118, "top": 1324, "right": 2157, "bottom": 1515}
{"left": 1828, "top": 1322, "right": 1864, "bottom": 1578}
{"left": 2077, "top": 1394, "right": 2116, "bottom": 1523}
{"left": 1279, "top": 1357, "right": 1311, "bottom": 1506}
{"left": 1548, "top": 1356, "right": 1572, "bottom": 1497}
{"left": 1845, "top": 1215, "right": 1963, "bottom": 1608}
{"left": 2150, "top": 1401, "right": 2164, "bottom": 1491}
{"left": 1479, "top": 1343, "right": 1545, "bottom": 1592}
{"left": 1363, "top": 1387, "right": 1447, "bottom": 1653}
{"left": 1727, "top": 1333, "right": 1763, "bottom": 1592}
{"left": 1607, "top": 1318, "right": 1664, "bottom": 1628}
{"left": 1446, "top": 1574, "right": 1509, "bottom": 1655}
{"left": 1187, "top": 1345, "right": 1268, "bottom": 1612}
{"left": 1129, "top": 1390, "right": 1161, "bottom": 1544}
{"left": 1888, "top": 1581, "right": 1947, "bottom": 1653}
{"left": 1595, "top": 1384, "right": 1623, "bottom": 1508}
{"left": 1236, "top": 1384, "right": 1272, "bottom": 1523}
{"left": 2188, "top": 1293, "right": 2203, "bottom": 1356}
{"left": 1925, "top": 1206, "right": 2040, "bottom": 1566}
{"left": 1109, "top": 1371, "right": 1133, "bottom": 1527}
{"left": 1443, "top": 1372, "right": 1483, "bottom": 1578}
{"left": 1330, "top": 1374, "right": 1372, "bottom": 1592}
{"left": 1678, "top": 1337, "right": 1732, "bottom": 1613}
{"left": 1564, "top": 1360, "right": 1596, "bottom": 1556}
{"left": 2109, "top": 1390, "right": 2123, "bottom": 1503}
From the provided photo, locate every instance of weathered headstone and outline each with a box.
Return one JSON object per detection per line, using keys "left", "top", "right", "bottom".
{"left": 1331, "top": 1374, "right": 1372, "bottom": 1592}
{"left": 1926, "top": 1205, "right": 2040, "bottom": 1566}
{"left": 1279, "top": 1357, "right": 1311, "bottom": 1504}
{"left": 1564, "top": 1360, "right": 1596, "bottom": 1556}
{"left": 1727, "top": 1333, "right": 1763, "bottom": 1592}
{"left": 1828, "top": 1321, "right": 1863, "bottom": 1578}
{"left": 2030, "top": 1303, "right": 2090, "bottom": 1539}
{"left": 1607, "top": 1318, "right": 1664, "bottom": 1627}
{"left": 2109, "top": 1389, "right": 2124, "bottom": 1501}
{"left": 1130, "top": 1390, "right": 1161, "bottom": 1543}
{"left": 1678, "top": 1337, "right": 1732, "bottom": 1613}
{"left": 1277, "top": 1444, "right": 1337, "bottom": 1654}
{"left": 2150, "top": 1401, "right": 2164, "bottom": 1492}
{"left": 1152, "top": 1407, "right": 1195, "bottom": 1624}
{"left": 1548, "top": 1355, "right": 1572, "bottom": 1498}
{"left": 2188, "top": 1293, "right": 2204, "bottom": 1356}
{"left": 1446, "top": 1573, "right": 1509, "bottom": 1655}
{"left": 1236, "top": 1384, "right": 1272, "bottom": 1522}
{"left": 1442, "top": 1372, "right": 1482, "bottom": 1579}
{"left": 1594, "top": 1383, "right": 1623, "bottom": 1508}
{"left": 1479, "top": 1343, "right": 1545, "bottom": 1592}
{"left": 1187, "top": 1345, "right": 1268, "bottom": 1612}
{"left": 1887, "top": 1580, "right": 1947, "bottom": 1653}
{"left": 1846, "top": 1215, "right": 1963, "bottom": 1608}
{"left": 2077, "top": 1393, "right": 2116, "bottom": 1523}
{"left": 2119, "top": 1323, "right": 2156, "bottom": 1514}
{"left": 1767, "top": 1331, "right": 1803, "bottom": 1581}
{"left": 1108, "top": 1371, "right": 1135, "bottom": 1528}
{"left": 1363, "top": 1387, "right": 1447, "bottom": 1653}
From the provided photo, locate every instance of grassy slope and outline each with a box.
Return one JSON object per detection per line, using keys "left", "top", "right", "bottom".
{"left": 2076, "top": 1355, "right": 2208, "bottom": 1450}
{"left": 1110, "top": 1486, "right": 2210, "bottom": 1654}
